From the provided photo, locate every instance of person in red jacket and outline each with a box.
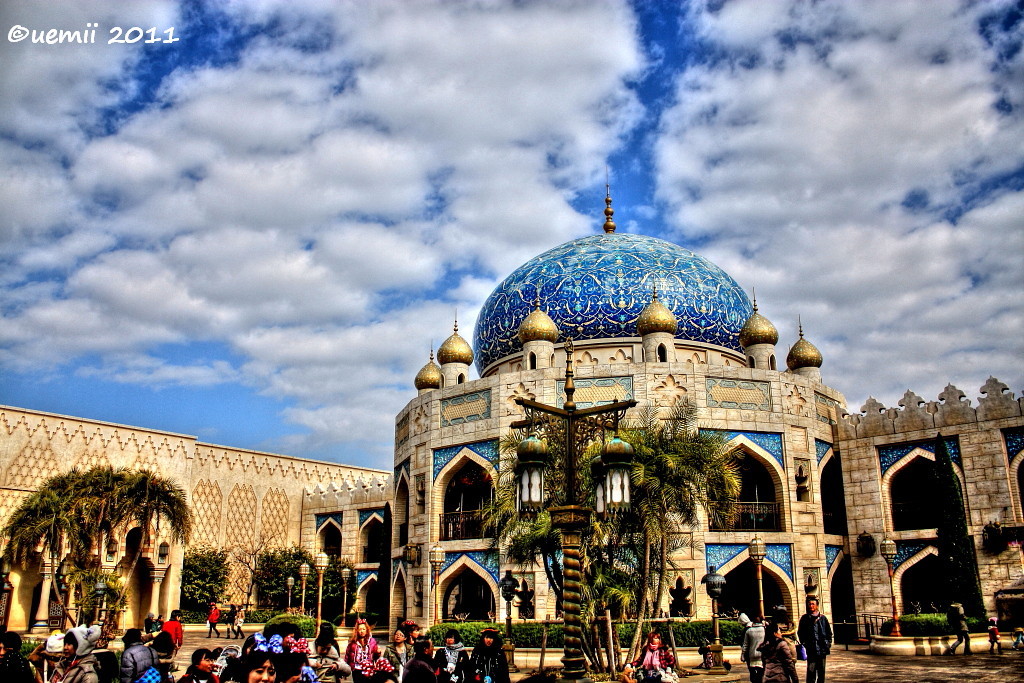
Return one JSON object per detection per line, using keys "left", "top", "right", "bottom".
{"left": 161, "top": 610, "right": 184, "bottom": 653}
{"left": 207, "top": 602, "right": 222, "bottom": 639}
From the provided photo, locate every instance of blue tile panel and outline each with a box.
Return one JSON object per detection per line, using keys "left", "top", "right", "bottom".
{"left": 893, "top": 541, "right": 931, "bottom": 570}
{"left": 473, "top": 233, "right": 752, "bottom": 371}
{"left": 825, "top": 545, "right": 843, "bottom": 572}
{"left": 877, "top": 436, "right": 961, "bottom": 475}
{"left": 395, "top": 458, "right": 410, "bottom": 480}
{"left": 392, "top": 559, "right": 402, "bottom": 578}
{"left": 704, "top": 543, "right": 793, "bottom": 581}
{"left": 705, "top": 378, "right": 772, "bottom": 411}
{"left": 357, "top": 570, "right": 378, "bottom": 586}
{"left": 765, "top": 544, "right": 794, "bottom": 581}
{"left": 815, "top": 440, "right": 833, "bottom": 464}
{"left": 358, "top": 508, "right": 385, "bottom": 526}
{"left": 702, "top": 429, "right": 785, "bottom": 469}
{"left": 556, "top": 376, "right": 634, "bottom": 409}
{"left": 440, "top": 389, "right": 492, "bottom": 427}
{"left": 315, "top": 512, "right": 343, "bottom": 533}
{"left": 433, "top": 440, "right": 500, "bottom": 479}
{"left": 1004, "top": 427, "right": 1024, "bottom": 463}
{"left": 438, "top": 550, "right": 499, "bottom": 584}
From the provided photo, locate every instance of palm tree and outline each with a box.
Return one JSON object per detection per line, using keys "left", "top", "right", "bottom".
{"left": 118, "top": 469, "right": 192, "bottom": 598}
{"left": 616, "top": 401, "right": 740, "bottom": 659}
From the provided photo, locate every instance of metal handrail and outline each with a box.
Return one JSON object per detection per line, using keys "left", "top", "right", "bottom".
{"left": 709, "top": 501, "right": 781, "bottom": 531}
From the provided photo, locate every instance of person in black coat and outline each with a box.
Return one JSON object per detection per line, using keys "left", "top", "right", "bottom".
{"left": 432, "top": 630, "right": 471, "bottom": 683}
{"left": 404, "top": 637, "right": 437, "bottom": 683}
{"left": 797, "top": 598, "right": 832, "bottom": 683}
{"left": 469, "top": 628, "right": 508, "bottom": 683}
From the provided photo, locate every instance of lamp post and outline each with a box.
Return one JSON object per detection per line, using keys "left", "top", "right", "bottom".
{"left": 286, "top": 576, "right": 295, "bottom": 611}
{"left": 879, "top": 538, "right": 902, "bottom": 637}
{"left": 429, "top": 543, "right": 445, "bottom": 625}
{"left": 498, "top": 570, "right": 520, "bottom": 672}
{"left": 315, "top": 552, "right": 329, "bottom": 627}
{"left": 299, "top": 562, "right": 310, "bottom": 615}
{"left": 700, "top": 566, "right": 728, "bottom": 675}
{"left": 748, "top": 535, "right": 767, "bottom": 622}
{"left": 341, "top": 564, "right": 353, "bottom": 626}
{"left": 511, "top": 338, "right": 636, "bottom": 683}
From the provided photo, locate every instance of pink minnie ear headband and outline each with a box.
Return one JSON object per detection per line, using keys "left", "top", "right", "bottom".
{"left": 356, "top": 618, "right": 369, "bottom": 625}
{"left": 284, "top": 635, "right": 311, "bottom": 654}
{"left": 253, "top": 633, "right": 284, "bottom": 653}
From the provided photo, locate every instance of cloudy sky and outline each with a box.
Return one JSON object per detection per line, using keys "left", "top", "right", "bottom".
{"left": 1, "top": 0, "right": 1021, "bottom": 470}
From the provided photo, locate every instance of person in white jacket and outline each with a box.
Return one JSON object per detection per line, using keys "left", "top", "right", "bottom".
{"left": 739, "top": 613, "right": 766, "bottom": 683}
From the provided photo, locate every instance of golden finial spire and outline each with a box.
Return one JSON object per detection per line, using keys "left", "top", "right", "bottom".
{"left": 603, "top": 181, "right": 616, "bottom": 233}
{"left": 752, "top": 287, "right": 758, "bottom": 311}
{"left": 798, "top": 315, "right": 804, "bottom": 338}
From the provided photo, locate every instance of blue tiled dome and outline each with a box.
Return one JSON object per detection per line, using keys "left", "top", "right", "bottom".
{"left": 473, "top": 233, "right": 752, "bottom": 372}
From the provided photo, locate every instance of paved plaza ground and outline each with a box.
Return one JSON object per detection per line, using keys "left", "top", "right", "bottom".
{"left": 176, "top": 629, "right": 1024, "bottom": 683}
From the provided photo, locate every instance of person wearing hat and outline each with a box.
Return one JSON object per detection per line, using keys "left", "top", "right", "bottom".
{"left": 945, "top": 602, "right": 971, "bottom": 655}
{"left": 470, "top": 627, "right": 508, "bottom": 683}
{"left": 987, "top": 617, "right": 1003, "bottom": 654}
{"left": 345, "top": 619, "right": 380, "bottom": 683}
{"left": 0, "top": 631, "right": 35, "bottom": 683}
{"left": 54, "top": 624, "right": 103, "bottom": 683}
{"left": 207, "top": 603, "right": 223, "bottom": 639}
{"left": 431, "top": 629, "right": 469, "bottom": 683}
{"left": 120, "top": 629, "right": 159, "bottom": 683}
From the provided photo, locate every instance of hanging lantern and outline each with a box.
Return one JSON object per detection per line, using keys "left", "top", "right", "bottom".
{"left": 601, "top": 435, "right": 634, "bottom": 512}
{"left": 516, "top": 434, "right": 550, "bottom": 512}
{"left": 591, "top": 455, "right": 607, "bottom": 517}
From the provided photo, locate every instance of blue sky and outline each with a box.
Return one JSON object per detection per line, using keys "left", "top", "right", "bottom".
{"left": 1, "top": 0, "right": 1022, "bottom": 470}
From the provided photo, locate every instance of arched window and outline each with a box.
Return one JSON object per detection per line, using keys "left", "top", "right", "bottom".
{"left": 747, "top": 356, "right": 755, "bottom": 368}
{"left": 899, "top": 553, "right": 943, "bottom": 612}
{"left": 821, "top": 457, "right": 848, "bottom": 535}
{"left": 769, "top": 355, "right": 777, "bottom": 370}
{"left": 442, "top": 569, "right": 495, "bottom": 621}
{"left": 457, "top": 373, "right": 466, "bottom": 384}
{"left": 890, "top": 457, "right": 936, "bottom": 531}
{"left": 529, "top": 352, "right": 537, "bottom": 370}
{"left": 321, "top": 524, "right": 342, "bottom": 558}
{"left": 712, "top": 453, "right": 779, "bottom": 530}
{"left": 395, "top": 479, "right": 411, "bottom": 547}
{"left": 722, "top": 559, "right": 786, "bottom": 621}
{"left": 440, "top": 460, "right": 494, "bottom": 540}
{"left": 361, "top": 519, "right": 385, "bottom": 563}
{"left": 658, "top": 344, "right": 668, "bottom": 362}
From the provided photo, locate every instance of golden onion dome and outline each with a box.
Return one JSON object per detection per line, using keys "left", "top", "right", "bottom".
{"left": 414, "top": 350, "right": 442, "bottom": 390}
{"left": 636, "top": 287, "right": 678, "bottom": 336}
{"left": 437, "top": 320, "right": 474, "bottom": 365}
{"left": 738, "top": 300, "right": 779, "bottom": 348}
{"left": 518, "top": 298, "right": 559, "bottom": 343}
{"left": 787, "top": 324, "right": 823, "bottom": 370}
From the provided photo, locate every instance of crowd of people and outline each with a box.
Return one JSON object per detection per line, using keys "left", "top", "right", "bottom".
{"left": 10, "top": 614, "right": 513, "bottom": 683}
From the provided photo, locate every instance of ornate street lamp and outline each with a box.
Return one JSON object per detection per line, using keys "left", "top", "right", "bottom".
{"left": 429, "top": 543, "right": 445, "bottom": 624}
{"left": 510, "top": 338, "right": 636, "bottom": 683}
{"left": 879, "top": 538, "right": 902, "bottom": 637}
{"left": 700, "top": 566, "right": 728, "bottom": 675}
{"left": 299, "top": 562, "right": 311, "bottom": 615}
{"left": 286, "top": 576, "right": 295, "bottom": 611}
{"left": 94, "top": 579, "right": 107, "bottom": 629}
{"left": 748, "top": 535, "right": 767, "bottom": 622}
{"left": 498, "top": 570, "right": 520, "bottom": 672}
{"left": 314, "top": 552, "right": 329, "bottom": 627}
{"left": 341, "top": 564, "right": 353, "bottom": 625}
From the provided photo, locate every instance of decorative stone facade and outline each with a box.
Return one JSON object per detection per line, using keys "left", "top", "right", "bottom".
{"left": 0, "top": 406, "right": 387, "bottom": 631}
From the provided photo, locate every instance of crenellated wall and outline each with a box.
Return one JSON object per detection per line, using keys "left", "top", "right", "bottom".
{"left": 835, "top": 378, "right": 1024, "bottom": 617}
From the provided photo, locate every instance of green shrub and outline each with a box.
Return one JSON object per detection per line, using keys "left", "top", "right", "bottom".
{"left": 246, "top": 609, "right": 280, "bottom": 624}
{"left": 180, "top": 610, "right": 207, "bottom": 624}
{"left": 883, "top": 613, "right": 990, "bottom": 636}
{"left": 265, "top": 613, "right": 332, "bottom": 638}
{"left": 615, "top": 620, "right": 745, "bottom": 648}
{"left": 424, "top": 620, "right": 743, "bottom": 649}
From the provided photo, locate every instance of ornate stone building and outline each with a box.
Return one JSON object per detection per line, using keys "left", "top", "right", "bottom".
{"left": 1, "top": 196, "right": 1021, "bottom": 633}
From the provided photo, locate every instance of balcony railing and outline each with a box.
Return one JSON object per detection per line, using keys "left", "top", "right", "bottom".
{"left": 709, "top": 501, "right": 781, "bottom": 531}
{"left": 439, "top": 510, "right": 486, "bottom": 541}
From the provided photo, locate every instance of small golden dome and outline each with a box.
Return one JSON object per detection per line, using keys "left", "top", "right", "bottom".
{"left": 636, "top": 287, "right": 678, "bottom": 336}
{"left": 739, "top": 300, "right": 779, "bottom": 348}
{"left": 414, "top": 350, "right": 442, "bottom": 390}
{"left": 437, "top": 320, "right": 474, "bottom": 365}
{"left": 787, "top": 324, "right": 823, "bottom": 370}
{"left": 518, "top": 298, "right": 559, "bottom": 343}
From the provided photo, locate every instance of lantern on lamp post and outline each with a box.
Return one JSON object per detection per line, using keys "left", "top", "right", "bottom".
{"left": 314, "top": 552, "right": 329, "bottom": 627}
{"left": 299, "top": 562, "right": 310, "bottom": 615}
{"left": 429, "top": 543, "right": 445, "bottom": 624}
{"left": 748, "top": 535, "right": 767, "bottom": 622}
{"left": 286, "top": 576, "right": 295, "bottom": 611}
{"left": 879, "top": 538, "right": 902, "bottom": 637}
{"left": 498, "top": 570, "right": 520, "bottom": 672}
{"left": 700, "top": 566, "right": 729, "bottom": 675}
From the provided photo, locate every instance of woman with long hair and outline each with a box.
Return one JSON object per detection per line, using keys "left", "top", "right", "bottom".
{"left": 757, "top": 621, "right": 798, "bottom": 683}
{"left": 344, "top": 620, "right": 379, "bottom": 683}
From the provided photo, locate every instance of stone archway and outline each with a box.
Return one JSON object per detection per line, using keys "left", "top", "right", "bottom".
{"left": 722, "top": 558, "right": 786, "bottom": 621}
{"left": 441, "top": 567, "right": 495, "bottom": 621}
